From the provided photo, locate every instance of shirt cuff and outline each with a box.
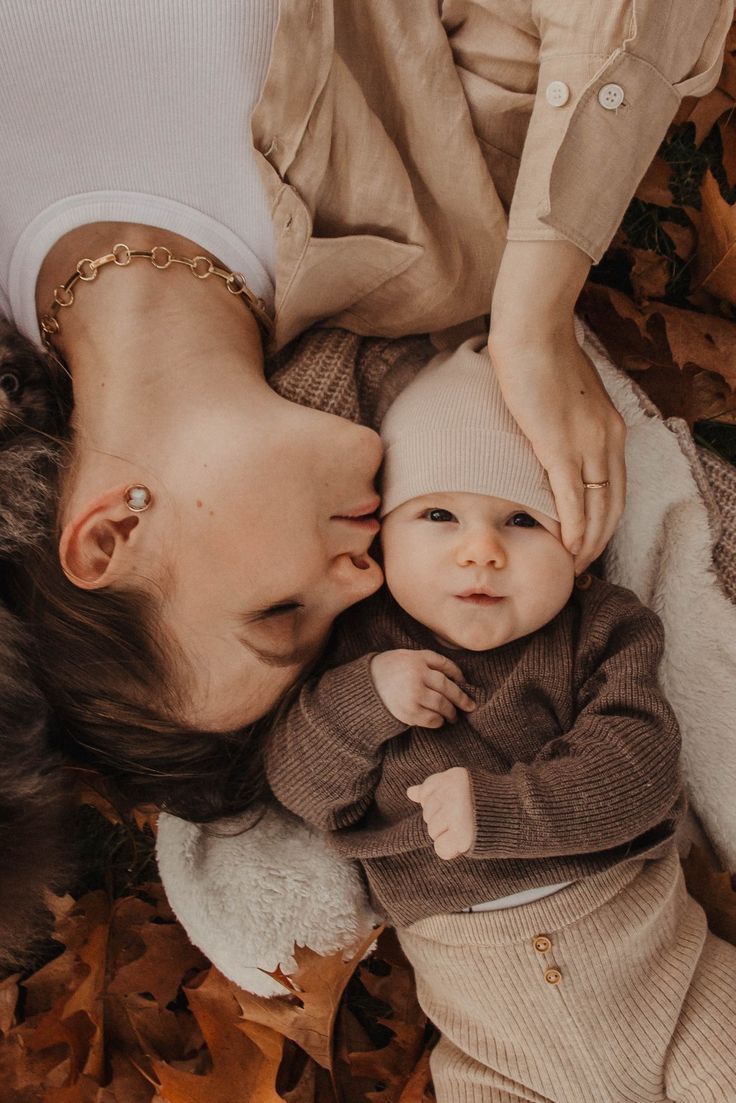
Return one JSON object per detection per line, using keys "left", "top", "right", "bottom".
{"left": 509, "top": 51, "right": 682, "bottom": 263}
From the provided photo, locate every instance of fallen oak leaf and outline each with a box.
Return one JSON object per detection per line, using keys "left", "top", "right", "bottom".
{"left": 579, "top": 284, "right": 736, "bottom": 424}
{"left": 682, "top": 845, "right": 736, "bottom": 945}
{"left": 396, "top": 1048, "right": 435, "bottom": 1103}
{"left": 341, "top": 931, "right": 427, "bottom": 1103}
{"left": 18, "top": 891, "right": 110, "bottom": 1086}
{"left": 0, "top": 973, "right": 20, "bottom": 1035}
{"left": 150, "top": 967, "right": 284, "bottom": 1103}
{"left": 231, "top": 927, "right": 381, "bottom": 1073}
{"left": 108, "top": 889, "right": 207, "bottom": 1009}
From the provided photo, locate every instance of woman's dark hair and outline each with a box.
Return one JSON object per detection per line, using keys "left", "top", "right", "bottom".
{"left": 0, "top": 321, "right": 270, "bottom": 825}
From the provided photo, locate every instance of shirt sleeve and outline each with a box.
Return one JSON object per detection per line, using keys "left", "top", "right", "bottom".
{"left": 507, "top": 0, "right": 734, "bottom": 262}
{"left": 466, "top": 591, "right": 683, "bottom": 860}
{"left": 264, "top": 655, "right": 406, "bottom": 831}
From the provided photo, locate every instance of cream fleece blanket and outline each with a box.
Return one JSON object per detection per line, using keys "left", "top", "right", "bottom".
{"left": 157, "top": 319, "right": 736, "bottom": 996}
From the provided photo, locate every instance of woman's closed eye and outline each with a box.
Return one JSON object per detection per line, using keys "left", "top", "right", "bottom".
{"left": 236, "top": 602, "right": 321, "bottom": 668}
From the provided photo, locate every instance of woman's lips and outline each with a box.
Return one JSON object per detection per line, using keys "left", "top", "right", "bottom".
{"left": 332, "top": 497, "right": 381, "bottom": 532}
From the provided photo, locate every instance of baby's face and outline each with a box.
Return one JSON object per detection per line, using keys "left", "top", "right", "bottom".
{"left": 381, "top": 492, "right": 575, "bottom": 651}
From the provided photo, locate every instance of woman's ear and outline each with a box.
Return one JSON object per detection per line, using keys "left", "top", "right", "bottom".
{"left": 59, "top": 485, "right": 145, "bottom": 589}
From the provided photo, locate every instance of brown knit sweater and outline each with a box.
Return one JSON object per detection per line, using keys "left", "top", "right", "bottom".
{"left": 265, "top": 575, "right": 684, "bottom": 927}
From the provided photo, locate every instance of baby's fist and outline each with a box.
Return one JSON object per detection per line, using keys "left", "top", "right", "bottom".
{"left": 370, "top": 650, "right": 474, "bottom": 729}
{"left": 406, "top": 767, "right": 475, "bottom": 860}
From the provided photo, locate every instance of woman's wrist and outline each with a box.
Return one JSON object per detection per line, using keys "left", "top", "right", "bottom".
{"left": 490, "top": 238, "right": 592, "bottom": 345}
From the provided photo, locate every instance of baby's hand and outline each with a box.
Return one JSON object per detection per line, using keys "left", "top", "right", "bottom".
{"left": 407, "top": 767, "right": 475, "bottom": 860}
{"left": 370, "top": 649, "right": 475, "bottom": 729}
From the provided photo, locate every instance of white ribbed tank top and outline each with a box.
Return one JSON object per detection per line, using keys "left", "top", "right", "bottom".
{"left": 0, "top": 0, "right": 278, "bottom": 344}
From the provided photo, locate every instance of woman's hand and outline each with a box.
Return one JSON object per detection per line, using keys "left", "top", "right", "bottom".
{"left": 488, "top": 324, "right": 626, "bottom": 572}
{"left": 407, "top": 767, "right": 475, "bottom": 860}
{"left": 490, "top": 239, "right": 626, "bottom": 572}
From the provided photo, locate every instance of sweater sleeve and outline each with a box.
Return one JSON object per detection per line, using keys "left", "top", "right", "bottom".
{"left": 506, "top": 0, "right": 733, "bottom": 262}
{"left": 466, "top": 590, "right": 683, "bottom": 859}
{"left": 264, "top": 655, "right": 407, "bottom": 831}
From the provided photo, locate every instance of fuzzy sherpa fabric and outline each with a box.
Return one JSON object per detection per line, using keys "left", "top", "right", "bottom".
{"left": 156, "top": 805, "right": 380, "bottom": 997}
{"left": 157, "top": 318, "right": 736, "bottom": 993}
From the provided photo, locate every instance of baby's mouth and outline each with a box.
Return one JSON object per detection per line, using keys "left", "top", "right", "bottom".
{"left": 456, "top": 588, "right": 504, "bottom": 605}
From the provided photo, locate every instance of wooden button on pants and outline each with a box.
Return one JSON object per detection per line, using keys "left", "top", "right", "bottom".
{"left": 397, "top": 844, "right": 736, "bottom": 1102}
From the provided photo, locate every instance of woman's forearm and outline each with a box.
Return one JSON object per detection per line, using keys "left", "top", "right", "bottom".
{"left": 490, "top": 238, "right": 592, "bottom": 345}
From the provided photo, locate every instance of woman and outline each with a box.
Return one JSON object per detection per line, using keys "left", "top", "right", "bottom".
{"left": 0, "top": 0, "right": 731, "bottom": 825}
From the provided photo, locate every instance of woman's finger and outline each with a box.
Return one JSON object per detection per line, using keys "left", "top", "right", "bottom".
{"left": 604, "top": 439, "right": 627, "bottom": 546}
{"left": 576, "top": 420, "right": 627, "bottom": 570}
{"left": 575, "top": 462, "right": 611, "bottom": 573}
{"left": 545, "top": 460, "right": 586, "bottom": 556}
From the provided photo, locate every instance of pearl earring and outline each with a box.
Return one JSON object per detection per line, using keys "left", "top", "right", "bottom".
{"left": 124, "top": 484, "right": 153, "bottom": 513}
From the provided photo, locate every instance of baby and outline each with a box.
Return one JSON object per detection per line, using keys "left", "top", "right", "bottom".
{"left": 266, "top": 336, "right": 736, "bottom": 1102}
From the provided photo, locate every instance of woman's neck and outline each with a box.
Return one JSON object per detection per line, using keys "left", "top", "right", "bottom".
{"left": 37, "top": 221, "right": 269, "bottom": 501}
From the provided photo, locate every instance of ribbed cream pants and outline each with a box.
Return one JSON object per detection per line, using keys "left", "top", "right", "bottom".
{"left": 397, "top": 844, "right": 736, "bottom": 1102}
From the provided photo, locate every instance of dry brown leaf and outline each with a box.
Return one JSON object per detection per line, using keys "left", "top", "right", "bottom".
{"left": 0, "top": 973, "right": 20, "bottom": 1035}
{"left": 580, "top": 284, "right": 736, "bottom": 424}
{"left": 682, "top": 846, "right": 736, "bottom": 945}
{"left": 677, "top": 88, "right": 734, "bottom": 145}
{"left": 694, "top": 168, "right": 736, "bottom": 299}
{"left": 396, "top": 1049, "right": 435, "bottom": 1103}
{"left": 341, "top": 931, "right": 427, "bottom": 1103}
{"left": 636, "top": 157, "right": 677, "bottom": 207}
{"left": 17, "top": 891, "right": 110, "bottom": 1087}
{"left": 232, "top": 928, "right": 380, "bottom": 1072}
{"left": 151, "top": 968, "right": 284, "bottom": 1103}
{"left": 629, "top": 248, "right": 671, "bottom": 302}
{"left": 108, "top": 889, "right": 207, "bottom": 1009}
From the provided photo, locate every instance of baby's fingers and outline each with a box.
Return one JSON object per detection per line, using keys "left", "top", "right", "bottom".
{"left": 421, "top": 651, "right": 466, "bottom": 685}
{"left": 425, "top": 669, "right": 475, "bottom": 713}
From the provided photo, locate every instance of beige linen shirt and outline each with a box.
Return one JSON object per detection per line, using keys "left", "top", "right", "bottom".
{"left": 252, "top": 0, "right": 732, "bottom": 350}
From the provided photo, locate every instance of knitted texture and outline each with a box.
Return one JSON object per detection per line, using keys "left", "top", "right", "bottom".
{"left": 379, "top": 336, "right": 558, "bottom": 519}
{"left": 697, "top": 445, "right": 736, "bottom": 604}
{"left": 265, "top": 574, "right": 684, "bottom": 927}
{"left": 397, "top": 844, "right": 736, "bottom": 1102}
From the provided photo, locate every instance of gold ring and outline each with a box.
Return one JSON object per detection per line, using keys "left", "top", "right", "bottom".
{"left": 582, "top": 480, "right": 610, "bottom": 489}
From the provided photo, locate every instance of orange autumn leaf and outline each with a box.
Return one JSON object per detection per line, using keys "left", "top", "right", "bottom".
{"left": 682, "top": 845, "right": 736, "bottom": 945}
{"left": 0, "top": 974, "right": 20, "bottom": 1036}
{"left": 107, "top": 888, "right": 207, "bottom": 1009}
{"left": 150, "top": 968, "right": 284, "bottom": 1103}
{"left": 396, "top": 1049, "right": 435, "bottom": 1103}
{"left": 579, "top": 284, "right": 736, "bottom": 425}
{"left": 232, "top": 928, "right": 381, "bottom": 1072}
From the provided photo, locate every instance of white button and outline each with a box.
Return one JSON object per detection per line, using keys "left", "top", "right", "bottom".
{"left": 545, "top": 81, "right": 570, "bottom": 108}
{"left": 598, "top": 83, "right": 625, "bottom": 110}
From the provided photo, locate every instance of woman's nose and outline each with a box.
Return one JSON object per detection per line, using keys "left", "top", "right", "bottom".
{"left": 329, "top": 550, "right": 381, "bottom": 604}
{"left": 457, "top": 530, "right": 507, "bottom": 569}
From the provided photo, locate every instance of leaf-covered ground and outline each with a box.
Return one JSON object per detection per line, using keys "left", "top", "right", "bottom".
{"left": 4, "top": 26, "right": 736, "bottom": 1103}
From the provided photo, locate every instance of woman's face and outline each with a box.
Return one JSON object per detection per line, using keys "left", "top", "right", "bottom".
{"left": 149, "top": 397, "right": 384, "bottom": 730}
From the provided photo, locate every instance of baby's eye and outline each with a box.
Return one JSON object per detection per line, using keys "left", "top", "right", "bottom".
{"left": 422, "top": 508, "right": 457, "bottom": 523}
{"left": 508, "top": 512, "right": 537, "bottom": 528}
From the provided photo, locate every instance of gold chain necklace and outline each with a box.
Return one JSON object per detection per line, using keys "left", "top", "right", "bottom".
{"left": 39, "top": 242, "right": 274, "bottom": 348}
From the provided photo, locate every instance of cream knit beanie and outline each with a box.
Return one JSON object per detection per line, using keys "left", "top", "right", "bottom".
{"left": 380, "top": 335, "right": 558, "bottom": 520}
